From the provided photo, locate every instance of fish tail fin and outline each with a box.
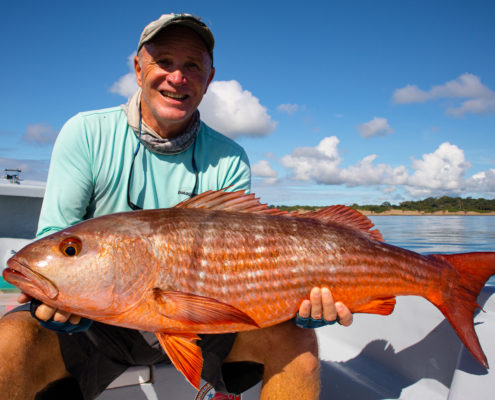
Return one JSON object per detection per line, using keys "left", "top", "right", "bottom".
{"left": 429, "top": 252, "right": 495, "bottom": 368}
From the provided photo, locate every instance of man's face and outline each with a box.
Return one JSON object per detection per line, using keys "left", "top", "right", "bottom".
{"left": 135, "top": 26, "right": 215, "bottom": 137}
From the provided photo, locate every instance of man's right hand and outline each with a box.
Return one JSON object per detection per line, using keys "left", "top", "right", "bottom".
{"left": 18, "top": 293, "right": 82, "bottom": 325}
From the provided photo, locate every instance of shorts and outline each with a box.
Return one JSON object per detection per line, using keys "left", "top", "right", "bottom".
{"left": 9, "top": 306, "right": 263, "bottom": 400}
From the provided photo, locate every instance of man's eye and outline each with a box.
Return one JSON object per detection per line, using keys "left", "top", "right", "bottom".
{"left": 157, "top": 59, "right": 172, "bottom": 67}
{"left": 185, "top": 62, "right": 200, "bottom": 71}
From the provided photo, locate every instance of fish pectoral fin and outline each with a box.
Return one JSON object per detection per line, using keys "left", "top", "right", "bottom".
{"left": 156, "top": 332, "right": 203, "bottom": 389}
{"left": 353, "top": 297, "right": 396, "bottom": 315}
{"left": 153, "top": 289, "right": 259, "bottom": 327}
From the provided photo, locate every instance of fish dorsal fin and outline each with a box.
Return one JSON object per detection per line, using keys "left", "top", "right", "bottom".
{"left": 175, "top": 189, "right": 292, "bottom": 215}
{"left": 155, "top": 332, "right": 203, "bottom": 389}
{"left": 176, "top": 190, "right": 383, "bottom": 241}
{"left": 297, "top": 205, "right": 384, "bottom": 242}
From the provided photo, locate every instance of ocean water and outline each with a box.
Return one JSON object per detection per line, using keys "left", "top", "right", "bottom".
{"left": 1, "top": 216, "right": 494, "bottom": 290}
{"left": 369, "top": 215, "right": 495, "bottom": 285}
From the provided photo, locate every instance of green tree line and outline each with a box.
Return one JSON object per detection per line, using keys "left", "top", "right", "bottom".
{"left": 274, "top": 196, "right": 495, "bottom": 214}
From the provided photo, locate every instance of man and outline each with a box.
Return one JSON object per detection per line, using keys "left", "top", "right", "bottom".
{"left": 0, "top": 14, "right": 352, "bottom": 399}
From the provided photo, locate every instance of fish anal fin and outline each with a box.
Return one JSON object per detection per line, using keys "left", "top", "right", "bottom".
{"left": 153, "top": 289, "right": 259, "bottom": 327}
{"left": 156, "top": 332, "right": 202, "bottom": 389}
{"left": 353, "top": 297, "right": 396, "bottom": 315}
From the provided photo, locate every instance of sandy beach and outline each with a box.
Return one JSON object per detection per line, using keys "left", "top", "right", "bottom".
{"left": 356, "top": 209, "right": 495, "bottom": 216}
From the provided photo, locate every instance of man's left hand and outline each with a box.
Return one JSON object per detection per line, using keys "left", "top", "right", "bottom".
{"left": 297, "top": 287, "right": 353, "bottom": 327}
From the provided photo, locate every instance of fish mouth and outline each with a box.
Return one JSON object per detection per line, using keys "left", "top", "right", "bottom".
{"left": 3, "top": 258, "right": 59, "bottom": 300}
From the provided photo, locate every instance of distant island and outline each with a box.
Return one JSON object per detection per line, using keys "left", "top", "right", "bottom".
{"left": 274, "top": 196, "right": 495, "bottom": 216}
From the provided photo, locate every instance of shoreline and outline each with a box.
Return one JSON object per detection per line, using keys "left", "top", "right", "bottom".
{"left": 356, "top": 209, "right": 495, "bottom": 216}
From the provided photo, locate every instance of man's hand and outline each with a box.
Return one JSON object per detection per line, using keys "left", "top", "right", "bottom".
{"left": 18, "top": 293, "right": 82, "bottom": 325}
{"left": 297, "top": 287, "right": 353, "bottom": 327}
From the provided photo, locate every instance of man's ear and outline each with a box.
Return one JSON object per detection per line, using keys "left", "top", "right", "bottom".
{"left": 204, "top": 67, "right": 215, "bottom": 94}
{"left": 134, "top": 55, "right": 143, "bottom": 88}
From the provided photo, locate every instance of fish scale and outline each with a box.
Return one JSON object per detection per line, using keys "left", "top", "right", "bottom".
{"left": 3, "top": 189, "right": 495, "bottom": 390}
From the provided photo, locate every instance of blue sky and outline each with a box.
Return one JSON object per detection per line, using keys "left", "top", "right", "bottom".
{"left": 1, "top": 0, "right": 494, "bottom": 206}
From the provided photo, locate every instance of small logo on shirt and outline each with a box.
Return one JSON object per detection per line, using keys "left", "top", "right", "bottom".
{"left": 178, "top": 190, "right": 193, "bottom": 197}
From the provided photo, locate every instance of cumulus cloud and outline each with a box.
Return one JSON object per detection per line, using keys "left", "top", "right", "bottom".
{"left": 407, "top": 142, "right": 471, "bottom": 195}
{"left": 281, "top": 137, "right": 494, "bottom": 197}
{"left": 357, "top": 117, "right": 394, "bottom": 138}
{"left": 252, "top": 160, "right": 278, "bottom": 185}
{"left": 282, "top": 136, "right": 342, "bottom": 183}
{"left": 467, "top": 169, "right": 495, "bottom": 192}
{"left": 199, "top": 80, "right": 277, "bottom": 138}
{"left": 22, "top": 123, "right": 58, "bottom": 144}
{"left": 393, "top": 73, "right": 495, "bottom": 116}
{"left": 109, "top": 52, "right": 139, "bottom": 98}
{"left": 277, "top": 104, "right": 300, "bottom": 115}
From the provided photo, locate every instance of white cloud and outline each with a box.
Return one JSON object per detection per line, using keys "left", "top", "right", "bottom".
{"left": 252, "top": 160, "right": 278, "bottom": 185}
{"left": 357, "top": 117, "right": 394, "bottom": 138}
{"left": 406, "top": 142, "right": 471, "bottom": 196}
{"left": 282, "top": 136, "right": 342, "bottom": 183}
{"left": 277, "top": 104, "right": 299, "bottom": 115}
{"left": 466, "top": 169, "right": 495, "bottom": 193}
{"left": 393, "top": 73, "right": 495, "bottom": 116}
{"left": 281, "top": 137, "right": 494, "bottom": 197}
{"left": 110, "top": 53, "right": 139, "bottom": 98}
{"left": 199, "top": 80, "right": 277, "bottom": 138}
{"left": 22, "top": 123, "right": 58, "bottom": 144}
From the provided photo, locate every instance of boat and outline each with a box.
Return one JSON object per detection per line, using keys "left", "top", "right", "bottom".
{"left": 0, "top": 172, "right": 493, "bottom": 399}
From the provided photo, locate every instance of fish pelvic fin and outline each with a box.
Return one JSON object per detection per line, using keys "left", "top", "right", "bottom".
{"left": 156, "top": 332, "right": 203, "bottom": 389}
{"left": 428, "top": 252, "right": 495, "bottom": 369}
{"left": 153, "top": 289, "right": 259, "bottom": 327}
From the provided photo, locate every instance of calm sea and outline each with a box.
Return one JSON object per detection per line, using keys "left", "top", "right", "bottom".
{"left": 369, "top": 215, "right": 495, "bottom": 286}
{"left": 1, "top": 216, "right": 494, "bottom": 290}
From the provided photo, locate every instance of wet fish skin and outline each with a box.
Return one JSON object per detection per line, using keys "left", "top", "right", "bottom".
{"left": 3, "top": 190, "right": 495, "bottom": 389}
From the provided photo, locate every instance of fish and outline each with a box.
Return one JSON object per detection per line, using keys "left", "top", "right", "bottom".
{"left": 3, "top": 189, "right": 495, "bottom": 389}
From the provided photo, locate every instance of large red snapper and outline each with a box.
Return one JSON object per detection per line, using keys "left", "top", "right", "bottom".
{"left": 3, "top": 190, "right": 495, "bottom": 388}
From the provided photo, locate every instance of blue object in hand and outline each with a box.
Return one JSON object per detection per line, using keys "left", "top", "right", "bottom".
{"left": 293, "top": 313, "right": 339, "bottom": 328}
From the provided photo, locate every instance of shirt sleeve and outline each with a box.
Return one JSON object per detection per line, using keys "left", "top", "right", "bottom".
{"left": 36, "top": 114, "right": 95, "bottom": 238}
{"left": 221, "top": 148, "right": 251, "bottom": 194}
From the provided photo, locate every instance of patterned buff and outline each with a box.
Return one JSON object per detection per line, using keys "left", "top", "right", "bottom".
{"left": 122, "top": 89, "right": 199, "bottom": 155}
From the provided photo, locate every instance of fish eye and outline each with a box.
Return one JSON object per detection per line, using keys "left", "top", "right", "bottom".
{"left": 59, "top": 238, "right": 82, "bottom": 257}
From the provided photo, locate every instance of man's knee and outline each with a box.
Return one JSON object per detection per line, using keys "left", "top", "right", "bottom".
{"left": 228, "top": 322, "right": 319, "bottom": 366}
{"left": 0, "top": 311, "right": 65, "bottom": 369}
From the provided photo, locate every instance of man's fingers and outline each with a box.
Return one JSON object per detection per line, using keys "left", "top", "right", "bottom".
{"left": 310, "top": 287, "right": 323, "bottom": 320}
{"left": 35, "top": 304, "right": 57, "bottom": 321}
{"left": 69, "top": 314, "right": 82, "bottom": 325}
{"left": 335, "top": 302, "right": 353, "bottom": 326}
{"left": 298, "top": 299, "right": 311, "bottom": 319}
{"left": 17, "top": 293, "right": 31, "bottom": 304}
{"left": 321, "top": 287, "right": 338, "bottom": 322}
{"left": 52, "top": 309, "right": 71, "bottom": 323}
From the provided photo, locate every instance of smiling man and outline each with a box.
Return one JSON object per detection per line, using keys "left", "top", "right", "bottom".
{"left": 0, "top": 13, "right": 352, "bottom": 400}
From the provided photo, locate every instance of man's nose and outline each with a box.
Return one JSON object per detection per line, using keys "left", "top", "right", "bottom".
{"left": 167, "top": 69, "right": 186, "bottom": 85}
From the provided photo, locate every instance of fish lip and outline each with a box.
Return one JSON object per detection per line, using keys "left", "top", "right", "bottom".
{"left": 4, "top": 258, "right": 59, "bottom": 300}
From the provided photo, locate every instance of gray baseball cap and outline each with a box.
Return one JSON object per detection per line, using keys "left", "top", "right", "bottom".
{"left": 137, "top": 13, "right": 214, "bottom": 56}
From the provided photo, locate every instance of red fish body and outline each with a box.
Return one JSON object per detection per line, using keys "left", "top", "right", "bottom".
{"left": 3, "top": 190, "right": 495, "bottom": 388}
